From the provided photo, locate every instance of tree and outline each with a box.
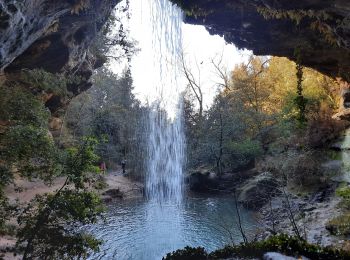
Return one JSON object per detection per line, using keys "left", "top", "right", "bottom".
{"left": 64, "top": 67, "right": 147, "bottom": 177}
{"left": 181, "top": 53, "right": 204, "bottom": 120}
{"left": 0, "top": 83, "right": 105, "bottom": 259}
{"left": 18, "top": 138, "right": 104, "bottom": 260}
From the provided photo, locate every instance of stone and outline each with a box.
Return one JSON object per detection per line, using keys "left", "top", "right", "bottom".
{"left": 237, "top": 172, "right": 281, "bottom": 209}
{"left": 0, "top": 0, "right": 120, "bottom": 72}
{"left": 0, "top": 0, "right": 121, "bottom": 114}
{"left": 102, "top": 188, "right": 124, "bottom": 199}
{"left": 333, "top": 109, "right": 350, "bottom": 121}
{"left": 49, "top": 117, "right": 63, "bottom": 131}
{"left": 188, "top": 171, "right": 219, "bottom": 192}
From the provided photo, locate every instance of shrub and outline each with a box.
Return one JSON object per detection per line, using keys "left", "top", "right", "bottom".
{"left": 163, "top": 235, "right": 350, "bottom": 260}
{"left": 336, "top": 184, "right": 350, "bottom": 207}
{"left": 163, "top": 246, "right": 208, "bottom": 260}
{"left": 326, "top": 213, "right": 350, "bottom": 236}
{"left": 224, "top": 139, "right": 263, "bottom": 172}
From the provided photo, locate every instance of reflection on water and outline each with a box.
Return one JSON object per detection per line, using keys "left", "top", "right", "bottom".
{"left": 86, "top": 195, "right": 257, "bottom": 260}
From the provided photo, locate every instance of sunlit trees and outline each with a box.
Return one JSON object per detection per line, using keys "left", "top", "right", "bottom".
{"left": 183, "top": 54, "right": 340, "bottom": 174}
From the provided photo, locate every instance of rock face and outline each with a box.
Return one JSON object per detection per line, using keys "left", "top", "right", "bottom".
{"left": 188, "top": 171, "right": 220, "bottom": 192}
{"left": 188, "top": 169, "right": 258, "bottom": 193}
{"left": 333, "top": 81, "right": 350, "bottom": 120}
{"left": 0, "top": 0, "right": 121, "bottom": 118}
{"left": 0, "top": 0, "right": 119, "bottom": 113}
{"left": 171, "top": 0, "right": 350, "bottom": 82}
{"left": 1, "top": 0, "right": 118, "bottom": 72}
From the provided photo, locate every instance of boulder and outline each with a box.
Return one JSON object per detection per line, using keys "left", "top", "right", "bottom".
{"left": 237, "top": 172, "right": 280, "bottom": 209}
{"left": 101, "top": 188, "right": 123, "bottom": 202}
{"left": 188, "top": 171, "right": 219, "bottom": 192}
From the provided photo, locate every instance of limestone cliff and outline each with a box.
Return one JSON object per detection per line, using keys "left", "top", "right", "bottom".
{"left": 171, "top": 0, "right": 350, "bottom": 82}
{"left": 0, "top": 0, "right": 119, "bottom": 103}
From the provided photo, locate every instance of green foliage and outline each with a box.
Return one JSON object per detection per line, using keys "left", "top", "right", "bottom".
{"left": 0, "top": 85, "right": 50, "bottom": 126}
{"left": 21, "top": 69, "right": 81, "bottom": 97}
{"left": 336, "top": 184, "right": 350, "bottom": 200}
{"left": 64, "top": 137, "right": 100, "bottom": 189}
{"left": 326, "top": 213, "right": 350, "bottom": 236}
{"left": 164, "top": 235, "right": 350, "bottom": 260}
{"left": 294, "top": 49, "right": 308, "bottom": 128}
{"left": 211, "top": 234, "right": 350, "bottom": 259}
{"left": 3, "top": 125, "right": 61, "bottom": 180}
{"left": 0, "top": 85, "right": 61, "bottom": 182}
{"left": 184, "top": 55, "right": 338, "bottom": 176}
{"left": 16, "top": 138, "right": 104, "bottom": 259}
{"left": 335, "top": 184, "right": 350, "bottom": 209}
{"left": 163, "top": 246, "right": 208, "bottom": 260}
{"left": 64, "top": 68, "right": 147, "bottom": 177}
{"left": 0, "top": 81, "right": 105, "bottom": 258}
{"left": 17, "top": 191, "right": 103, "bottom": 259}
{"left": 169, "top": 0, "right": 213, "bottom": 18}
{"left": 225, "top": 139, "right": 262, "bottom": 170}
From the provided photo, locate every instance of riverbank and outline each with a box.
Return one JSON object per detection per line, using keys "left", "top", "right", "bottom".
{"left": 257, "top": 186, "right": 346, "bottom": 248}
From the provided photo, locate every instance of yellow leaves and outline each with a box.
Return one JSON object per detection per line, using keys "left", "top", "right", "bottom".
{"left": 228, "top": 56, "right": 338, "bottom": 118}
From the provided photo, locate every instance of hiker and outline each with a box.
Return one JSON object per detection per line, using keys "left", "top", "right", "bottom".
{"left": 100, "top": 161, "right": 106, "bottom": 174}
{"left": 121, "top": 159, "right": 126, "bottom": 174}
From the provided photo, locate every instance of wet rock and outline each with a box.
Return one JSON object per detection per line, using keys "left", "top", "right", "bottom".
{"left": 102, "top": 188, "right": 124, "bottom": 199}
{"left": 188, "top": 168, "right": 258, "bottom": 193}
{"left": 309, "top": 185, "right": 335, "bottom": 203}
{"left": 188, "top": 171, "right": 219, "bottom": 192}
{"left": 237, "top": 172, "right": 280, "bottom": 209}
{"left": 329, "top": 142, "right": 342, "bottom": 151}
{"left": 320, "top": 160, "right": 342, "bottom": 174}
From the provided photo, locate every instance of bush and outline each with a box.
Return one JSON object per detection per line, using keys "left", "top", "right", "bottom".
{"left": 224, "top": 139, "right": 262, "bottom": 172}
{"left": 163, "top": 235, "right": 350, "bottom": 259}
{"left": 163, "top": 246, "right": 208, "bottom": 260}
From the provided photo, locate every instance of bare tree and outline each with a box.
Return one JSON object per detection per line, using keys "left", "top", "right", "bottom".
{"left": 211, "top": 54, "right": 231, "bottom": 91}
{"left": 180, "top": 53, "right": 204, "bottom": 120}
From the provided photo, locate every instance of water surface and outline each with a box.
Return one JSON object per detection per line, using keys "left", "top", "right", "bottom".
{"left": 86, "top": 195, "right": 257, "bottom": 260}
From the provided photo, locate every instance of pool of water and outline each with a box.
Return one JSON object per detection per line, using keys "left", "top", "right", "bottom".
{"left": 85, "top": 195, "right": 257, "bottom": 260}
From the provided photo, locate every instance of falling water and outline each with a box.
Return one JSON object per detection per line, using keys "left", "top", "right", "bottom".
{"left": 134, "top": 0, "right": 185, "bottom": 203}
{"left": 85, "top": 3, "right": 259, "bottom": 258}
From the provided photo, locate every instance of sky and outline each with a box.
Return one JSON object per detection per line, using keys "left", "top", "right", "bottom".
{"left": 110, "top": 0, "right": 251, "bottom": 109}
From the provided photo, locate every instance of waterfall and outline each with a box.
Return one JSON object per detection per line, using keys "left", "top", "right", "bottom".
{"left": 130, "top": 0, "right": 185, "bottom": 202}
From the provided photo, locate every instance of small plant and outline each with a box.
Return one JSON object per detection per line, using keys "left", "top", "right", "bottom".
{"left": 326, "top": 213, "right": 350, "bottom": 236}
{"left": 335, "top": 184, "right": 350, "bottom": 209}
{"left": 326, "top": 184, "right": 350, "bottom": 236}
